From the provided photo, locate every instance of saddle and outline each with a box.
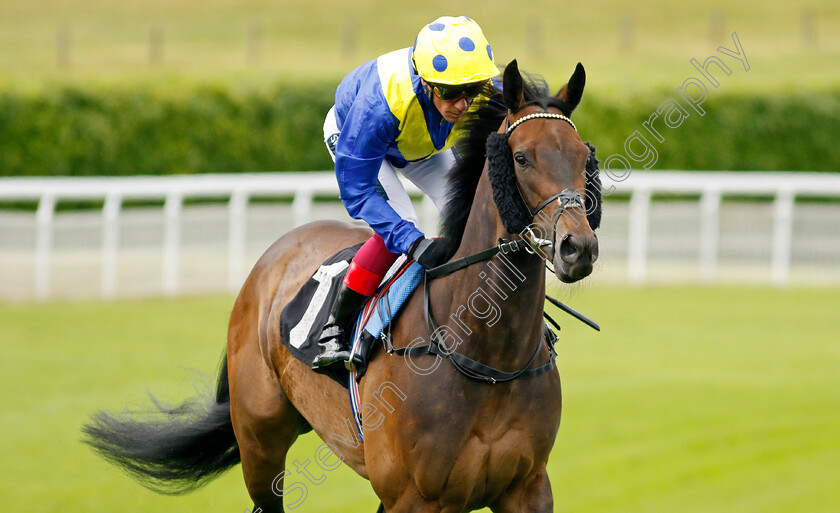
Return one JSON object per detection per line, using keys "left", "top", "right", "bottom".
{"left": 279, "top": 244, "right": 423, "bottom": 388}
{"left": 279, "top": 242, "right": 597, "bottom": 441}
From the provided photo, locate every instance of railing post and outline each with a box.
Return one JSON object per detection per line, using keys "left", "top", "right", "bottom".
{"left": 627, "top": 188, "right": 651, "bottom": 285}
{"left": 228, "top": 189, "right": 249, "bottom": 294}
{"left": 163, "top": 192, "right": 183, "bottom": 296}
{"left": 421, "top": 195, "right": 437, "bottom": 233}
{"left": 293, "top": 189, "right": 313, "bottom": 228}
{"left": 101, "top": 192, "right": 122, "bottom": 299}
{"left": 771, "top": 190, "right": 794, "bottom": 287}
{"left": 35, "top": 192, "right": 56, "bottom": 301}
{"left": 699, "top": 188, "right": 721, "bottom": 282}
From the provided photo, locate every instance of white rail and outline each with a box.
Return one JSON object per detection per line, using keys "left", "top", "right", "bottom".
{"left": 605, "top": 171, "right": 840, "bottom": 286}
{"left": 1, "top": 171, "right": 839, "bottom": 300}
{"left": 0, "top": 173, "right": 421, "bottom": 300}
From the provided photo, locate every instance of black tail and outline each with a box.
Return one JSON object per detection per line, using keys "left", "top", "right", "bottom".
{"left": 82, "top": 353, "right": 240, "bottom": 495}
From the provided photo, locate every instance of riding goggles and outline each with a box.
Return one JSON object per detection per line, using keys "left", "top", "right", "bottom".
{"left": 430, "top": 80, "right": 488, "bottom": 101}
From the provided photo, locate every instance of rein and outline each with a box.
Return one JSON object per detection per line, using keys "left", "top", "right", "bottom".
{"left": 384, "top": 274, "right": 559, "bottom": 384}
{"left": 393, "top": 111, "right": 598, "bottom": 384}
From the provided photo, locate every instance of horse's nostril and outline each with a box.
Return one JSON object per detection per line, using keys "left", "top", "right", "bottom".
{"left": 559, "top": 234, "right": 580, "bottom": 264}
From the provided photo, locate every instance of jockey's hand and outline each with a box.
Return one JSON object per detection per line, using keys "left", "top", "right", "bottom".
{"left": 409, "top": 237, "right": 449, "bottom": 270}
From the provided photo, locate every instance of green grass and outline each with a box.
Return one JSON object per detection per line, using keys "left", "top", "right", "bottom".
{"left": 2, "top": 0, "right": 839, "bottom": 91}
{"left": 1, "top": 286, "right": 839, "bottom": 512}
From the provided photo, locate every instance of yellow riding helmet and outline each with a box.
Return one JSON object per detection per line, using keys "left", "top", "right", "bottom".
{"left": 412, "top": 16, "right": 500, "bottom": 85}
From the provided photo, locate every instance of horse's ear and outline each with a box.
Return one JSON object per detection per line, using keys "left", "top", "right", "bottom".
{"left": 503, "top": 60, "right": 525, "bottom": 111}
{"left": 556, "top": 62, "right": 586, "bottom": 113}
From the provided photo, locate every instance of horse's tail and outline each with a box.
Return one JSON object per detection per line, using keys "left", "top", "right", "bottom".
{"left": 82, "top": 353, "right": 240, "bottom": 495}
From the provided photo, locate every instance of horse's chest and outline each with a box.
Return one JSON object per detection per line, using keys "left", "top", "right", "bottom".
{"left": 365, "top": 362, "right": 561, "bottom": 506}
{"left": 409, "top": 399, "right": 560, "bottom": 505}
{"left": 411, "top": 426, "right": 544, "bottom": 506}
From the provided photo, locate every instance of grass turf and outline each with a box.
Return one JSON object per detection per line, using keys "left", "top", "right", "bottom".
{"left": 1, "top": 0, "right": 839, "bottom": 91}
{"left": 0, "top": 286, "right": 838, "bottom": 512}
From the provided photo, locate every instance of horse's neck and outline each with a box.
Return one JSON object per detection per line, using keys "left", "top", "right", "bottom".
{"left": 438, "top": 171, "right": 546, "bottom": 365}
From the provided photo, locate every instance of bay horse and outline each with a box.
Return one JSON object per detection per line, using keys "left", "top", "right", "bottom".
{"left": 84, "top": 60, "right": 601, "bottom": 512}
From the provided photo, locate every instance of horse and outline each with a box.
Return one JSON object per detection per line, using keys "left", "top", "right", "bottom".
{"left": 83, "top": 60, "right": 601, "bottom": 513}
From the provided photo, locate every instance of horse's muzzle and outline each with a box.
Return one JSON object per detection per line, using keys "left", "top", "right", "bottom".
{"left": 553, "top": 232, "right": 599, "bottom": 283}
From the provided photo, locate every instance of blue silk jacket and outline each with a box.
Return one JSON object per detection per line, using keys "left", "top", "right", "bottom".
{"left": 333, "top": 47, "right": 461, "bottom": 255}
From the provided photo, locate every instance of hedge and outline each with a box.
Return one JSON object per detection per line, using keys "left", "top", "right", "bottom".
{"left": 574, "top": 89, "right": 840, "bottom": 172}
{"left": 0, "top": 83, "right": 837, "bottom": 176}
{"left": 0, "top": 83, "right": 335, "bottom": 176}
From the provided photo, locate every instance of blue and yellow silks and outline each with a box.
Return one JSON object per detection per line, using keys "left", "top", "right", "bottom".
{"left": 332, "top": 48, "right": 461, "bottom": 255}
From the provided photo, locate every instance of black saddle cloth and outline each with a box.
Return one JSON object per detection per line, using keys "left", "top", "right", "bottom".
{"left": 279, "top": 243, "right": 366, "bottom": 387}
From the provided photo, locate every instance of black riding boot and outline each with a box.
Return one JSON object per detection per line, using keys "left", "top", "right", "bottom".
{"left": 311, "top": 283, "right": 367, "bottom": 372}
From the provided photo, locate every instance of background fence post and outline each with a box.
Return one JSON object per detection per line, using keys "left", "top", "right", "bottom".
{"left": 771, "top": 190, "right": 794, "bottom": 287}
{"left": 618, "top": 11, "right": 634, "bottom": 53}
{"left": 56, "top": 26, "right": 71, "bottom": 69}
{"left": 527, "top": 17, "right": 542, "bottom": 58}
{"left": 163, "top": 192, "right": 182, "bottom": 296}
{"left": 699, "top": 188, "right": 721, "bottom": 282}
{"left": 35, "top": 192, "right": 56, "bottom": 301}
{"left": 341, "top": 22, "right": 356, "bottom": 60}
{"left": 627, "top": 188, "right": 650, "bottom": 285}
{"left": 228, "top": 189, "right": 249, "bottom": 294}
{"left": 801, "top": 9, "right": 817, "bottom": 50}
{"left": 709, "top": 9, "right": 725, "bottom": 44}
{"left": 101, "top": 192, "right": 122, "bottom": 300}
{"left": 246, "top": 20, "right": 262, "bottom": 65}
{"left": 293, "top": 189, "right": 313, "bottom": 228}
{"left": 421, "top": 195, "right": 436, "bottom": 234}
{"left": 149, "top": 25, "right": 164, "bottom": 66}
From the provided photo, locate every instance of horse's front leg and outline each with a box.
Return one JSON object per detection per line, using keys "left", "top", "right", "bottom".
{"left": 490, "top": 466, "right": 553, "bottom": 513}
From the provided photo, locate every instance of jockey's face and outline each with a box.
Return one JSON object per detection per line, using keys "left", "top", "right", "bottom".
{"left": 422, "top": 80, "right": 473, "bottom": 123}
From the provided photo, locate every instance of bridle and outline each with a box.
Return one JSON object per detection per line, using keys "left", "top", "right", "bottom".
{"left": 429, "top": 109, "right": 588, "bottom": 277}
{"left": 388, "top": 108, "right": 598, "bottom": 385}
{"left": 503, "top": 110, "right": 587, "bottom": 254}
{"left": 505, "top": 110, "right": 577, "bottom": 133}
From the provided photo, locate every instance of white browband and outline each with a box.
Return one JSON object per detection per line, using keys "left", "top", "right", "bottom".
{"left": 506, "top": 112, "right": 577, "bottom": 135}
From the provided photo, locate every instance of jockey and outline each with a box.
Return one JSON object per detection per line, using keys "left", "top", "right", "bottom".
{"left": 312, "top": 16, "right": 500, "bottom": 371}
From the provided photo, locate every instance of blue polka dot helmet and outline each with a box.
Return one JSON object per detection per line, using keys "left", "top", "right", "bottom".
{"left": 412, "top": 16, "right": 500, "bottom": 85}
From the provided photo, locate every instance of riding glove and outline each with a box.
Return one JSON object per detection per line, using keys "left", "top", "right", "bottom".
{"left": 409, "top": 237, "right": 449, "bottom": 270}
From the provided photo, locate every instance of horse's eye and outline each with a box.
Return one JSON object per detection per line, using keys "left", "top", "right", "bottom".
{"left": 514, "top": 154, "right": 529, "bottom": 167}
